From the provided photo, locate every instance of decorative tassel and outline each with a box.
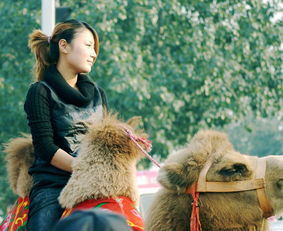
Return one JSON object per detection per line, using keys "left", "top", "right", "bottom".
{"left": 187, "top": 183, "right": 202, "bottom": 231}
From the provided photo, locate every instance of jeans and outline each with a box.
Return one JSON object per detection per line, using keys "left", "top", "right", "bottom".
{"left": 27, "top": 187, "right": 64, "bottom": 231}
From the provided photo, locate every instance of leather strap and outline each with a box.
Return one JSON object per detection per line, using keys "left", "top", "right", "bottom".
{"left": 196, "top": 153, "right": 214, "bottom": 192}
{"left": 255, "top": 158, "right": 273, "bottom": 218}
{"left": 197, "top": 178, "right": 265, "bottom": 192}
{"left": 189, "top": 156, "right": 274, "bottom": 218}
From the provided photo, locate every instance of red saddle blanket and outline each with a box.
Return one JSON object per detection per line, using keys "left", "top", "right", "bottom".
{"left": 0, "top": 197, "right": 29, "bottom": 231}
{"left": 62, "top": 196, "right": 144, "bottom": 231}
{"left": 0, "top": 196, "right": 143, "bottom": 231}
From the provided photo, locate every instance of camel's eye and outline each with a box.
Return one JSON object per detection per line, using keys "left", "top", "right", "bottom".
{"left": 277, "top": 179, "right": 283, "bottom": 188}
{"left": 218, "top": 163, "right": 248, "bottom": 177}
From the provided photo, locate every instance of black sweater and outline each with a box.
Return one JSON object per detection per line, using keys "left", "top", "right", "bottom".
{"left": 24, "top": 65, "right": 108, "bottom": 163}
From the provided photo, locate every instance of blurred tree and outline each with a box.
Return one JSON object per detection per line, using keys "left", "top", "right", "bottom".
{"left": 0, "top": 0, "right": 40, "bottom": 215}
{"left": 0, "top": 0, "right": 282, "bottom": 213}
{"left": 226, "top": 116, "right": 283, "bottom": 157}
{"left": 61, "top": 0, "right": 282, "bottom": 158}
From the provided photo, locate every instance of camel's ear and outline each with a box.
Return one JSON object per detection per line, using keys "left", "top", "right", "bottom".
{"left": 158, "top": 163, "right": 193, "bottom": 192}
{"left": 126, "top": 116, "right": 142, "bottom": 129}
{"left": 157, "top": 156, "right": 200, "bottom": 193}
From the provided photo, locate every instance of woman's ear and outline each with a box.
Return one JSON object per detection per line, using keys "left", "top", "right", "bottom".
{"left": 58, "top": 39, "right": 69, "bottom": 54}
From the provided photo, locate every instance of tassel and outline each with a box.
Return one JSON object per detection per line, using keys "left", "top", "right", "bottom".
{"left": 187, "top": 183, "right": 202, "bottom": 231}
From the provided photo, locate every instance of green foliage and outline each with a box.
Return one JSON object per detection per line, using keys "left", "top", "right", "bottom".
{"left": 0, "top": 0, "right": 282, "bottom": 213}
{"left": 62, "top": 0, "right": 282, "bottom": 156}
{"left": 0, "top": 0, "right": 41, "bottom": 214}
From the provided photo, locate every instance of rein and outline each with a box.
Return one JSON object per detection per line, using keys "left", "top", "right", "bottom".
{"left": 186, "top": 156, "right": 273, "bottom": 231}
{"left": 123, "top": 128, "right": 161, "bottom": 168}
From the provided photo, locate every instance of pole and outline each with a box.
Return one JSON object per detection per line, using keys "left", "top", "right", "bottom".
{"left": 41, "top": 0, "right": 55, "bottom": 35}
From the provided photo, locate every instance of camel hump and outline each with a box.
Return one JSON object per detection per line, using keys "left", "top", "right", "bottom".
{"left": 4, "top": 133, "right": 34, "bottom": 197}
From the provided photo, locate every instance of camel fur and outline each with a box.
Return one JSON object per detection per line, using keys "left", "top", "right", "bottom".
{"left": 145, "top": 130, "right": 283, "bottom": 231}
{"left": 4, "top": 134, "right": 34, "bottom": 198}
{"left": 59, "top": 114, "right": 147, "bottom": 208}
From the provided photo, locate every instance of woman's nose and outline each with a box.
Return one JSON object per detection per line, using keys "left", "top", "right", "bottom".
{"left": 91, "top": 49, "right": 97, "bottom": 59}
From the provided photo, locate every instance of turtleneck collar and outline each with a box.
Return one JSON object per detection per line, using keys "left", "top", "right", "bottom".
{"left": 42, "top": 65, "right": 94, "bottom": 107}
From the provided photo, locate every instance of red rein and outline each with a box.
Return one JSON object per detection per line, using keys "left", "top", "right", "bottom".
{"left": 123, "top": 128, "right": 161, "bottom": 168}
{"left": 124, "top": 127, "right": 203, "bottom": 230}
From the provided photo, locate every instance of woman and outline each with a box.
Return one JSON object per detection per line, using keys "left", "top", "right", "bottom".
{"left": 25, "top": 19, "right": 108, "bottom": 231}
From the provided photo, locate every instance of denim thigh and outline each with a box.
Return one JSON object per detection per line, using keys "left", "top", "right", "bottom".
{"left": 27, "top": 187, "right": 64, "bottom": 231}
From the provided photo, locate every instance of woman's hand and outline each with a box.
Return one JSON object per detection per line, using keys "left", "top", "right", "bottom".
{"left": 50, "top": 149, "right": 74, "bottom": 172}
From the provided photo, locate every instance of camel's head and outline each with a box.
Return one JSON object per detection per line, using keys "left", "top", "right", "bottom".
{"left": 158, "top": 130, "right": 254, "bottom": 191}
{"left": 157, "top": 130, "right": 283, "bottom": 219}
{"left": 77, "top": 113, "right": 149, "bottom": 166}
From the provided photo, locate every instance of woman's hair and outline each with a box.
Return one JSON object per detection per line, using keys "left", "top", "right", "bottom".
{"left": 28, "top": 19, "right": 99, "bottom": 81}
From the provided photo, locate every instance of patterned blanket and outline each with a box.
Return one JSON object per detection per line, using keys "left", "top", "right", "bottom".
{"left": 62, "top": 196, "right": 144, "bottom": 231}
{"left": 0, "top": 197, "right": 29, "bottom": 231}
{"left": 0, "top": 196, "right": 143, "bottom": 231}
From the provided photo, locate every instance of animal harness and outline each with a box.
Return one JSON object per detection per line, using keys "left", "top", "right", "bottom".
{"left": 186, "top": 157, "right": 273, "bottom": 231}
{"left": 61, "top": 196, "right": 144, "bottom": 231}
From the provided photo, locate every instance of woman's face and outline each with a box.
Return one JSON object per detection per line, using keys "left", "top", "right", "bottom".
{"left": 65, "top": 29, "right": 97, "bottom": 74}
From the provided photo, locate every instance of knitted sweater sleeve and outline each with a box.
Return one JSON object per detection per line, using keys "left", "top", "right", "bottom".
{"left": 24, "top": 83, "right": 59, "bottom": 163}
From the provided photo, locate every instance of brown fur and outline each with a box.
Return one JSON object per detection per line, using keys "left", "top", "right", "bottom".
{"left": 4, "top": 134, "right": 34, "bottom": 197}
{"left": 59, "top": 114, "right": 147, "bottom": 208}
{"left": 145, "top": 130, "right": 283, "bottom": 231}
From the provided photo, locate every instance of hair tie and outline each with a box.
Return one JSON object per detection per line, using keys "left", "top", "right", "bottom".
{"left": 47, "top": 36, "right": 51, "bottom": 44}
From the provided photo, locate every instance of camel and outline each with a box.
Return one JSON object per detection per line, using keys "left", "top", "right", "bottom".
{"left": 145, "top": 130, "right": 283, "bottom": 231}
{"left": 1, "top": 114, "right": 148, "bottom": 231}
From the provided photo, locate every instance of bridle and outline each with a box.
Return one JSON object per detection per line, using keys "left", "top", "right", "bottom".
{"left": 186, "top": 155, "right": 274, "bottom": 231}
